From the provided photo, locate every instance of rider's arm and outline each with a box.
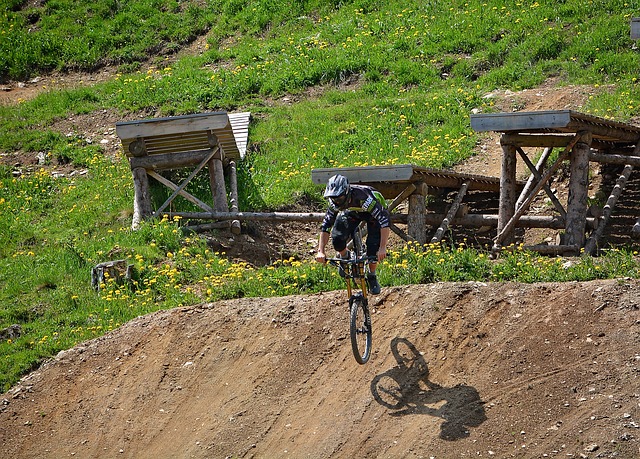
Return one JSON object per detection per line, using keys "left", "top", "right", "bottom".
{"left": 316, "top": 231, "right": 330, "bottom": 263}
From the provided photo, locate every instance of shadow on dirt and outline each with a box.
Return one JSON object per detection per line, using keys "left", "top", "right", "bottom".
{"left": 371, "top": 337, "right": 487, "bottom": 441}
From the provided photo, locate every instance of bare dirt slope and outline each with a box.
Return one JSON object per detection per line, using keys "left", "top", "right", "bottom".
{"left": 1, "top": 280, "right": 639, "bottom": 458}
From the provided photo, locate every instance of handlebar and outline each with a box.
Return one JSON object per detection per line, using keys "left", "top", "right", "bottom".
{"left": 327, "top": 255, "right": 377, "bottom": 266}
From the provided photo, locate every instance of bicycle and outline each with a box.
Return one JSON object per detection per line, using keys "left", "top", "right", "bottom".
{"left": 327, "top": 226, "right": 375, "bottom": 364}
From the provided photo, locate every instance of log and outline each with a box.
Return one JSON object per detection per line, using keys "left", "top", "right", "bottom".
{"left": 209, "top": 148, "right": 229, "bottom": 213}
{"left": 131, "top": 167, "right": 153, "bottom": 229}
{"left": 589, "top": 151, "right": 640, "bottom": 166}
{"left": 408, "top": 192, "right": 427, "bottom": 244}
{"left": 584, "top": 164, "right": 634, "bottom": 254}
{"left": 161, "top": 211, "right": 596, "bottom": 229}
{"left": 564, "top": 133, "right": 592, "bottom": 248}
{"left": 431, "top": 182, "right": 469, "bottom": 243}
{"left": 228, "top": 160, "right": 241, "bottom": 234}
{"left": 496, "top": 142, "right": 518, "bottom": 247}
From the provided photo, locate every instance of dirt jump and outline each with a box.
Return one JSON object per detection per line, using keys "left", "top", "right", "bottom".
{"left": 1, "top": 279, "right": 639, "bottom": 458}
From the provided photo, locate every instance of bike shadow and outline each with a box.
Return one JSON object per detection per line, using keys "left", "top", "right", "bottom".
{"left": 370, "top": 337, "right": 487, "bottom": 441}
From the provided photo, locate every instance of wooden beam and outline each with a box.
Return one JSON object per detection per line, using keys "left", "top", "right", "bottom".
{"left": 129, "top": 149, "right": 217, "bottom": 171}
{"left": 147, "top": 171, "right": 214, "bottom": 213}
{"left": 311, "top": 165, "right": 415, "bottom": 185}
{"left": 431, "top": 182, "right": 469, "bottom": 243}
{"left": 633, "top": 17, "right": 640, "bottom": 39}
{"left": 116, "top": 112, "right": 230, "bottom": 140}
{"left": 516, "top": 147, "right": 553, "bottom": 210}
{"left": 501, "top": 133, "right": 574, "bottom": 148}
{"left": 516, "top": 146, "right": 566, "bottom": 218}
{"left": 152, "top": 148, "right": 218, "bottom": 218}
{"left": 472, "top": 110, "right": 574, "bottom": 132}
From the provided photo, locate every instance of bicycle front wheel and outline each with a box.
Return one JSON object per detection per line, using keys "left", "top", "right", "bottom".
{"left": 350, "top": 293, "right": 372, "bottom": 364}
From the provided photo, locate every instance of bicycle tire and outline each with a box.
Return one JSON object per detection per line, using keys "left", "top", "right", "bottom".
{"left": 350, "top": 293, "right": 372, "bottom": 364}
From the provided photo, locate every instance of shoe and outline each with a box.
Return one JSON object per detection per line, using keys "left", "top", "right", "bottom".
{"left": 367, "top": 273, "right": 381, "bottom": 295}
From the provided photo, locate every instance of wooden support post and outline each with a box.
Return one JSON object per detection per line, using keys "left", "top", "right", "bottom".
{"left": 131, "top": 167, "right": 153, "bottom": 230}
{"left": 564, "top": 132, "right": 592, "bottom": 251}
{"left": 408, "top": 184, "right": 427, "bottom": 245}
{"left": 495, "top": 142, "right": 518, "bottom": 250}
{"left": 228, "top": 160, "right": 241, "bottom": 234}
{"left": 431, "top": 182, "right": 469, "bottom": 243}
{"left": 494, "top": 132, "right": 582, "bottom": 251}
{"left": 585, "top": 164, "right": 634, "bottom": 254}
{"left": 208, "top": 148, "right": 229, "bottom": 213}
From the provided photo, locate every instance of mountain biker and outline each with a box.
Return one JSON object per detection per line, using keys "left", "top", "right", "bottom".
{"left": 315, "top": 174, "right": 390, "bottom": 295}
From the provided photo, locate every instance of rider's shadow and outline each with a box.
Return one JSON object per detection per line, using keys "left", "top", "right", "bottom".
{"left": 370, "top": 337, "right": 487, "bottom": 441}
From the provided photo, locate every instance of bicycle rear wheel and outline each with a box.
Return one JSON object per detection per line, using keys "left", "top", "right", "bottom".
{"left": 350, "top": 293, "right": 372, "bottom": 364}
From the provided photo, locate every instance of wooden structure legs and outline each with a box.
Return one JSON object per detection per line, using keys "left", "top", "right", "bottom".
{"left": 472, "top": 110, "right": 640, "bottom": 255}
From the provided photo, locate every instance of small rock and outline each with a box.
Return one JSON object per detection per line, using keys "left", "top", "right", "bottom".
{"left": 584, "top": 443, "right": 599, "bottom": 452}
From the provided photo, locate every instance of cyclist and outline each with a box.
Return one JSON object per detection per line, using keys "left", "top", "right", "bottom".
{"left": 315, "top": 174, "right": 390, "bottom": 295}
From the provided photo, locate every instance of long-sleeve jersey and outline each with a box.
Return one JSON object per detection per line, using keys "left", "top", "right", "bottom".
{"left": 320, "top": 184, "right": 391, "bottom": 232}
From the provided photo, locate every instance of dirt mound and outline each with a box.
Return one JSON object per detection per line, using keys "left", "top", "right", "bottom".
{"left": 2, "top": 279, "right": 639, "bottom": 458}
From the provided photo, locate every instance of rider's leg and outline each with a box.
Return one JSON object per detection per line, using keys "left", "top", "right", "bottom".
{"left": 366, "top": 220, "right": 382, "bottom": 294}
{"left": 365, "top": 220, "right": 382, "bottom": 273}
{"left": 332, "top": 212, "right": 359, "bottom": 258}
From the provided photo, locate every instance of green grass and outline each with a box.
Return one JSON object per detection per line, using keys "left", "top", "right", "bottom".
{"left": 2, "top": 0, "right": 640, "bottom": 390}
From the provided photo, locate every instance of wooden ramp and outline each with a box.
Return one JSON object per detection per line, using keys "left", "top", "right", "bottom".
{"left": 471, "top": 110, "right": 640, "bottom": 255}
{"left": 116, "top": 111, "right": 251, "bottom": 231}
{"left": 312, "top": 165, "right": 522, "bottom": 245}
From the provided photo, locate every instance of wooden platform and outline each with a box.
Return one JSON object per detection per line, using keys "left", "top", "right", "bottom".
{"left": 116, "top": 111, "right": 251, "bottom": 231}
{"left": 471, "top": 110, "right": 640, "bottom": 254}
{"left": 312, "top": 164, "right": 506, "bottom": 196}
{"left": 312, "top": 165, "right": 517, "bottom": 245}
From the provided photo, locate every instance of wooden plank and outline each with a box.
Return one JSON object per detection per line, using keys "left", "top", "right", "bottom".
{"left": 311, "top": 165, "right": 415, "bottom": 185}
{"left": 632, "top": 17, "right": 640, "bottom": 39}
{"left": 471, "top": 110, "right": 572, "bottom": 132}
{"left": 228, "top": 112, "right": 251, "bottom": 159}
{"left": 115, "top": 112, "right": 230, "bottom": 140}
{"left": 130, "top": 149, "right": 215, "bottom": 171}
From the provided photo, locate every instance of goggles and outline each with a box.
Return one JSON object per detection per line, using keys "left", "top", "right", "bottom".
{"left": 330, "top": 195, "right": 347, "bottom": 207}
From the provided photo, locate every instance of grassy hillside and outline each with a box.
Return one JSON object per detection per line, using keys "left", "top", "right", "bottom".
{"left": 1, "top": 0, "right": 640, "bottom": 389}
